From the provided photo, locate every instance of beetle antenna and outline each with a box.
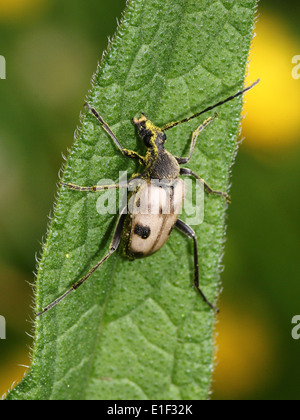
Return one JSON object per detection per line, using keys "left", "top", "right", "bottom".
{"left": 161, "top": 78, "right": 260, "bottom": 131}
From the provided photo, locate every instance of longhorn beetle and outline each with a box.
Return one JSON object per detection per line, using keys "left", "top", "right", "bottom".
{"left": 37, "top": 79, "right": 259, "bottom": 316}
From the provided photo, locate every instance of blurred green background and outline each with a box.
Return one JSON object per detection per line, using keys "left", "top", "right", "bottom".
{"left": 0, "top": 0, "right": 299, "bottom": 400}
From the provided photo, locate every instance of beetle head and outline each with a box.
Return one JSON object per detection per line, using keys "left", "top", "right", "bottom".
{"left": 133, "top": 113, "right": 166, "bottom": 149}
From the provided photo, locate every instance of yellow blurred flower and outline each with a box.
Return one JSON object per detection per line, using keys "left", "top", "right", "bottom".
{"left": 0, "top": 0, "right": 48, "bottom": 21}
{"left": 243, "top": 13, "right": 300, "bottom": 150}
{"left": 212, "top": 304, "right": 276, "bottom": 399}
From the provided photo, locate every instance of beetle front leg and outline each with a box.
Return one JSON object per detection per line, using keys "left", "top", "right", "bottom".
{"left": 180, "top": 168, "right": 231, "bottom": 204}
{"left": 85, "top": 103, "right": 145, "bottom": 165}
{"left": 175, "top": 113, "right": 217, "bottom": 164}
{"left": 175, "top": 219, "right": 218, "bottom": 312}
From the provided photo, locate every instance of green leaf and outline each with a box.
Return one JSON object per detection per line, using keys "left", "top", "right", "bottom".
{"left": 6, "top": 0, "right": 257, "bottom": 400}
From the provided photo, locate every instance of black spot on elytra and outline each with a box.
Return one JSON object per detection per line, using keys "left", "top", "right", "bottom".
{"left": 134, "top": 224, "right": 151, "bottom": 239}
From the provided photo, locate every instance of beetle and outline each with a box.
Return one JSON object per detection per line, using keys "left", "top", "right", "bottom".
{"left": 37, "top": 79, "right": 259, "bottom": 316}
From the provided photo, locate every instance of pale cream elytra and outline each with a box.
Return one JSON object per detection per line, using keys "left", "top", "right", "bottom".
{"left": 37, "top": 80, "right": 260, "bottom": 316}
{"left": 128, "top": 179, "right": 186, "bottom": 256}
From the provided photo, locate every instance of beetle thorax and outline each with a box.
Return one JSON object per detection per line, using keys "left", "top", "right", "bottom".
{"left": 146, "top": 149, "right": 181, "bottom": 179}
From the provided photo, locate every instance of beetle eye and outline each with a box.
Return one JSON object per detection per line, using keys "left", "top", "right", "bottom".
{"left": 133, "top": 117, "right": 151, "bottom": 144}
{"left": 137, "top": 121, "right": 147, "bottom": 137}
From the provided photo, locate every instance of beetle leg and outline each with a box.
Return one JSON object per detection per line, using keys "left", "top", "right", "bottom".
{"left": 175, "top": 219, "right": 218, "bottom": 313}
{"left": 175, "top": 113, "right": 217, "bottom": 164}
{"left": 61, "top": 181, "right": 129, "bottom": 192}
{"left": 37, "top": 209, "right": 127, "bottom": 316}
{"left": 61, "top": 173, "right": 144, "bottom": 193}
{"left": 180, "top": 167, "right": 231, "bottom": 204}
{"left": 85, "top": 103, "right": 145, "bottom": 165}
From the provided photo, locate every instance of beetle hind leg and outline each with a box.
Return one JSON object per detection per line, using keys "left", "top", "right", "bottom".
{"left": 37, "top": 209, "right": 127, "bottom": 316}
{"left": 175, "top": 219, "right": 218, "bottom": 313}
